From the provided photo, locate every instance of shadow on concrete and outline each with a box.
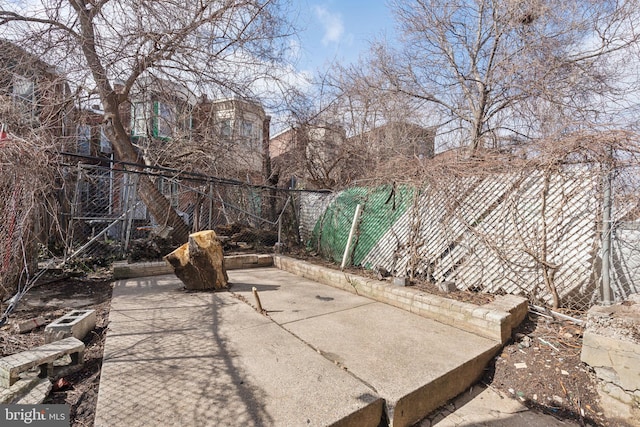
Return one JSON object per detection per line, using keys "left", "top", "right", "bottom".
{"left": 229, "top": 282, "right": 280, "bottom": 293}
{"left": 192, "top": 294, "right": 273, "bottom": 426}
{"left": 96, "top": 277, "right": 273, "bottom": 426}
{"left": 110, "top": 276, "right": 179, "bottom": 296}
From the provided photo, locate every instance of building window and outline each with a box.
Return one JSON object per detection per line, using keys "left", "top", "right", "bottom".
{"left": 132, "top": 102, "right": 147, "bottom": 137}
{"left": 158, "top": 178, "right": 179, "bottom": 208}
{"left": 154, "top": 101, "right": 175, "bottom": 138}
{"left": 241, "top": 120, "right": 254, "bottom": 138}
{"left": 12, "top": 74, "right": 34, "bottom": 104}
{"left": 77, "top": 125, "right": 91, "bottom": 155}
{"left": 12, "top": 74, "right": 35, "bottom": 118}
{"left": 241, "top": 119, "right": 260, "bottom": 147}
{"left": 220, "top": 119, "right": 232, "bottom": 138}
{"left": 100, "top": 127, "right": 112, "bottom": 154}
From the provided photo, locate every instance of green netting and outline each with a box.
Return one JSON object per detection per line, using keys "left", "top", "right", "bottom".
{"left": 310, "top": 185, "right": 415, "bottom": 265}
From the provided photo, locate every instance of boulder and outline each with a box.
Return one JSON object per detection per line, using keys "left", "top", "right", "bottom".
{"left": 164, "top": 230, "right": 229, "bottom": 291}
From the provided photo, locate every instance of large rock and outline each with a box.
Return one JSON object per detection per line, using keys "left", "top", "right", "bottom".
{"left": 164, "top": 230, "right": 229, "bottom": 291}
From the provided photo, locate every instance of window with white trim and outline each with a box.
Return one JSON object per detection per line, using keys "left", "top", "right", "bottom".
{"left": 132, "top": 102, "right": 148, "bottom": 137}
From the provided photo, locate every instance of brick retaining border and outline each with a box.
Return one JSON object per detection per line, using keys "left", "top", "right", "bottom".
{"left": 112, "top": 254, "right": 273, "bottom": 279}
{"left": 273, "top": 255, "right": 527, "bottom": 344}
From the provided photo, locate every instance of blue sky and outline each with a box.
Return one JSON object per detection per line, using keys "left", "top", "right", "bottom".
{"left": 290, "top": 1, "right": 397, "bottom": 74}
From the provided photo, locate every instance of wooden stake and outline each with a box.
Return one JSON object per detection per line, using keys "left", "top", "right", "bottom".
{"left": 252, "top": 287, "right": 264, "bottom": 312}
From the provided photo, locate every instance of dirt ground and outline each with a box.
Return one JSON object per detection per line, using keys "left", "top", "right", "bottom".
{"left": 484, "top": 312, "right": 610, "bottom": 426}
{"left": 0, "top": 274, "right": 112, "bottom": 427}
{"left": 0, "top": 262, "right": 625, "bottom": 427}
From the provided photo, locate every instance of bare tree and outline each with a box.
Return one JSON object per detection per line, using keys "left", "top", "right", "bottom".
{"left": 1, "top": 0, "right": 292, "bottom": 243}
{"left": 368, "top": 0, "right": 640, "bottom": 152}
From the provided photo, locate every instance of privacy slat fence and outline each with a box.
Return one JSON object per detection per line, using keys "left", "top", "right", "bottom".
{"left": 302, "top": 163, "right": 637, "bottom": 310}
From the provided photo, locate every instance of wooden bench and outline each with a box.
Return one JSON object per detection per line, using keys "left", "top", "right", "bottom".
{"left": 0, "top": 337, "right": 84, "bottom": 388}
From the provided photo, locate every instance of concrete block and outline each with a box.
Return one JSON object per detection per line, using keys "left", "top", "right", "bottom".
{"left": 437, "top": 298, "right": 454, "bottom": 311}
{"left": 472, "top": 307, "right": 491, "bottom": 320}
{"left": 393, "top": 276, "right": 409, "bottom": 286}
{"left": 485, "top": 310, "right": 509, "bottom": 325}
{"left": 355, "top": 283, "right": 373, "bottom": 297}
{"left": 437, "top": 281, "right": 457, "bottom": 293}
{"left": 113, "top": 261, "right": 172, "bottom": 279}
{"left": 225, "top": 254, "right": 274, "bottom": 270}
{"left": 582, "top": 331, "right": 640, "bottom": 392}
{"left": 0, "top": 373, "right": 52, "bottom": 405}
{"left": 241, "top": 254, "right": 258, "bottom": 265}
{"left": 256, "top": 254, "right": 273, "bottom": 266}
{"left": 13, "top": 317, "right": 47, "bottom": 334}
{"left": 597, "top": 384, "right": 640, "bottom": 426}
{"left": 450, "top": 300, "right": 472, "bottom": 313}
{"left": 582, "top": 300, "right": 640, "bottom": 417}
{"left": 485, "top": 294, "right": 529, "bottom": 330}
{"left": 13, "top": 377, "right": 52, "bottom": 405}
{"left": 45, "top": 309, "right": 96, "bottom": 343}
{"left": 0, "top": 372, "right": 43, "bottom": 404}
{"left": 0, "top": 337, "right": 84, "bottom": 387}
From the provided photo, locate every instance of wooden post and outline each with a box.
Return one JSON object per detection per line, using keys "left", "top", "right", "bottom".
{"left": 252, "top": 287, "right": 264, "bottom": 312}
{"left": 341, "top": 204, "right": 363, "bottom": 270}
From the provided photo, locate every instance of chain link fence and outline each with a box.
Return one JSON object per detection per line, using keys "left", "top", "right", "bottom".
{"left": 301, "top": 146, "right": 640, "bottom": 312}
{"left": 4, "top": 136, "right": 640, "bottom": 315}
{"left": 56, "top": 157, "right": 301, "bottom": 265}
{"left": 1, "top": 151, "right": 305, "bottom": 323}
{"left": 0, "top": 135, "right": 60, "bottom": 322}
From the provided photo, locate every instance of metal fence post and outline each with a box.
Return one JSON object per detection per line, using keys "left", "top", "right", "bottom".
{"left": 124, "top": 173, "right": 139, "bottom": 251}
{"left": 601, "top": 161, "right": 613, "bottom": 305}
{"left": 341, "top": 204, "right": 363, "bottom": 270}
{"left": 65, "top": 163, "right": 82, "bottom": 258}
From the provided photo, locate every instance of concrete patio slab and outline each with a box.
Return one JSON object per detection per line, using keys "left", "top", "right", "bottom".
{"left": 94, "top": 260, "right": 588, "bottom": 427}
{"left": 230, "top": 269, "right": 502, "bottom": 427}
{"left": 94, "top": 274, "right": 383, "bottom": 427}
{"left": 229, "top": 267, "right": 377, "bottom": 324}
{"left": 420, "top": 385, "right": 579, "bottom": 426}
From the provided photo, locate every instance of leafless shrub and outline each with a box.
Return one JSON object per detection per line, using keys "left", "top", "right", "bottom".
{"left": 0, "top": 133, "right": 59, "bottom": 303}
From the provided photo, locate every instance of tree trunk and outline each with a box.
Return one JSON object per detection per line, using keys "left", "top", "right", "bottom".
{"left": 102, "top": 100, "right": 190, "bottom": 245}
{"left": 74, "top": 5, "right": 189, "bottom": 245}
{"left": 164, "top": 230, "right": 228, "bottom": 290}
{"left": 540, "top": 171, "right": 560, "bottom": 309}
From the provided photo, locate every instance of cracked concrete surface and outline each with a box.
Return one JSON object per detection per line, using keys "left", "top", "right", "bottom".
{"left": 417, "top": 385, "right": 579, "bottom": 427}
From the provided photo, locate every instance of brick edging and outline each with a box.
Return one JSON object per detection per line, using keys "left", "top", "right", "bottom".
{"left": 273, "top": 255, "right": 527, "bottom": 343}
{"left": 112, "top": 254, "right": 274, "bottom": 279}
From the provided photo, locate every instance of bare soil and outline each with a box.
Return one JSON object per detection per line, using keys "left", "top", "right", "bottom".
{"left": 484, "top": 312, "right": 611, "bottom": 426}
{"left": 0, "top": 274, "right": 112, "bottom": 427}
{"left": 0, "top": 259, "right": 622, "bottom": 426}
